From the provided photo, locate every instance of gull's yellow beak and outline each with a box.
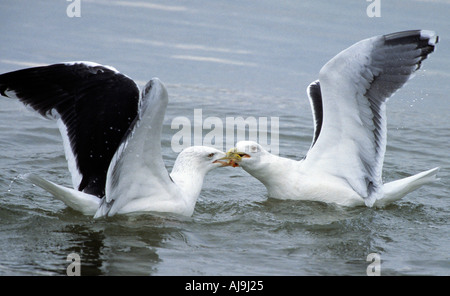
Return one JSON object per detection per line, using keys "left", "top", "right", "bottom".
{"left": 213, "top": 148, "right": 251, "bottom": 167}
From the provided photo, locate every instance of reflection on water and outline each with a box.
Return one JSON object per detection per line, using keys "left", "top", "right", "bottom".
{"left": 54, "top": 214, "right": 192, "bottom": 275}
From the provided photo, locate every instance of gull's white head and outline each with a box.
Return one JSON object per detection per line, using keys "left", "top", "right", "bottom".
{"left": 173, "top": 146, "right": 230, "bottom": 175}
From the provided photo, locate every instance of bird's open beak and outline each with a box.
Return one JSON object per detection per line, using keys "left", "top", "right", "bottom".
{"left": 213, "top": 148, "right": 251, "bottom": 167}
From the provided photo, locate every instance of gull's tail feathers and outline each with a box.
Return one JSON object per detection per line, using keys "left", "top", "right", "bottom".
{"left": 21, "top": 173, "right": 100, "bottom": 215}
{"left": 375, "top": 167, "right": 440, "bottom": 207}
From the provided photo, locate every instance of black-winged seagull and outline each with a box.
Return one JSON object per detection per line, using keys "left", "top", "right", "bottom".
{"left": 223, "top": 30, "right": 440, "bottom": 207}
{"left": 0, "top": 62, "right": 232, "bottom": 217}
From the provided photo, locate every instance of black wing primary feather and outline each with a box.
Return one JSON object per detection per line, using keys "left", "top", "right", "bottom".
{"left": 0, "top": 62, "right": 140, "bottom": 197}
{"left": 306, "top": 80, "right": 323, "bottom": 150}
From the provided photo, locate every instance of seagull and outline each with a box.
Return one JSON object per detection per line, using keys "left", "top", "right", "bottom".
{"left": 222, "top": 30, "right": 440, "bottom": 208}
{"left": 0, "top": 62, "right": 232, "bottom": 217}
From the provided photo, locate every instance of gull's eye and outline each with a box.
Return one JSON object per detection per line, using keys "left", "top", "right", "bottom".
{"left": 250, "top": 145, "right": 259, "bottom": 153}
{"left": 207, "top": 153, "right": 215, "bottom": 158}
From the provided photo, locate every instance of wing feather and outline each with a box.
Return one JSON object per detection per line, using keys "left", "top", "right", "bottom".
{"left": 0, "top": 62, "right": 140, "bottom": 197}
{"left": 95, "top": 78, "right": 178, "bottom": 217}
{"left": 306, "top": 80, "right": 323, "bottom": 150}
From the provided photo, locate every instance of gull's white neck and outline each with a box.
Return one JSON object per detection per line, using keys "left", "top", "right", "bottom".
{"left": 242, "top": 153, "right": 301, "bottom": 195}
{"left": 169, "top": 159, "right": 208, "bottom": 210}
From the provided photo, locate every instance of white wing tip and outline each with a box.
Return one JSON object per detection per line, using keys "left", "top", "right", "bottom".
{"left": 2, "top": 89, "right": 19, "bottom": 99}
{"left": 420, "top": 30, "right": 438, "bottom": 46}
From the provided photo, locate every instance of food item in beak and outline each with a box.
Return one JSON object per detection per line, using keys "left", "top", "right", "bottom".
{"left": 212, "top": 159, "right": 238, "bottom": 167}
{"left": 215, "top": 148, "right": 251, "bottom": 167}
